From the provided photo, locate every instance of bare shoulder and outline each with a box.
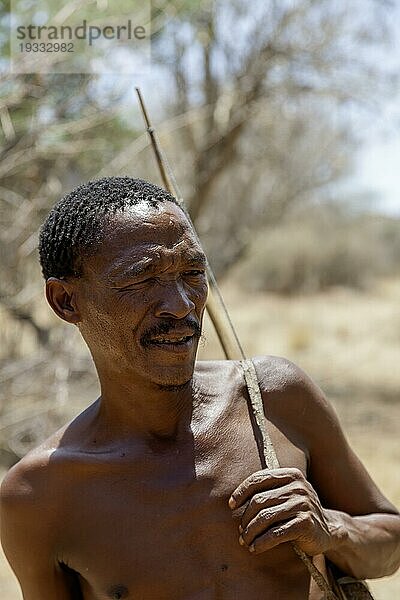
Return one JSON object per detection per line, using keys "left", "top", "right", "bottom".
{"left": 0, "top": 419, "right": 90, "bottom": 598}
{"left": 1, "top": 437, "right": 62, "bottom": 520}
{"left": 0, "top": 446, "right": 59, "bottom": 574}
{"left": 0, "top": 406, "right": 101, "bottom": 580}
{"left": 251, "top": 354, "right": 340, "bottom": 440}
{"left": 252, "top": 354, "right": 321, "bottom": 394}
{"left": 1, "top": 400, "right": 99, "bottom": 515}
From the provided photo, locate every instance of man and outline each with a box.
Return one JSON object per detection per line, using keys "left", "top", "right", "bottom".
{"left": 1, "top": 176, "right": 399, "bottom": 600}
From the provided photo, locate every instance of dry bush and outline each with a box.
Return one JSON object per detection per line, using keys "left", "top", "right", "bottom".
{"left": 235, "top": 206, "right": 400, "bottom": 294}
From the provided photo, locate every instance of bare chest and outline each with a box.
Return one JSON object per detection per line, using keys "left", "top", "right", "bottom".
{"left": 60, "top": 415, "right": 309, "bottom": 600}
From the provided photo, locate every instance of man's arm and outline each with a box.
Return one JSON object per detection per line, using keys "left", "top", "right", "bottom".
{"left": 0, "top": 458, "right": 79, "bottom": 599}
{"left": 324, "top": 509, "right": 400, "bottom": 578}
{"left": 230, "top": 356, "right": 400, "bottom": 580}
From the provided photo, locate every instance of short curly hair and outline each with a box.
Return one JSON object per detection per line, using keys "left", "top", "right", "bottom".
{"left": 38, "top": 176, "right": 182, "bottom": 280}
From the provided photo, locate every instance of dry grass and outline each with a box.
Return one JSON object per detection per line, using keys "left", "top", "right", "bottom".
{"left": 1, "top": 278, "right": 400, "bottom": 598}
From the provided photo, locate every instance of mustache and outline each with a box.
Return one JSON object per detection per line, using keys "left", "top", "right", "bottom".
{"left": 140, "top": 318, "right": 202, "bottom": 346}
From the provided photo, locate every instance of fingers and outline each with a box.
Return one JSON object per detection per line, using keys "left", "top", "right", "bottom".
{"left": 229, "top": 467, "right": 306, "bottom": 509}
{"left": 240, "top": 495, "right": 310, "bottom": 547}
{"left": 228, "top": 468, "right": 330, "bottom": 556}
{"left": 240, "top": 484, "right": 301, "bottom": 531}
{"left": 241, "top": 482, "right": 314, "bottom": 529}
{"left": 246, "top": 515, "right": 307, "bottom": 554}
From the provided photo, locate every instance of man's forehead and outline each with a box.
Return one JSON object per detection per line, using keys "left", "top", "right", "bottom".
{"left": 103, "top": 201, "right": 192, "bottom": 237}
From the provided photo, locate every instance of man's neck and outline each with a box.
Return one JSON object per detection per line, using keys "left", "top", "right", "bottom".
{"left": 94, "top": 371, "right": 197, "bottom": 443}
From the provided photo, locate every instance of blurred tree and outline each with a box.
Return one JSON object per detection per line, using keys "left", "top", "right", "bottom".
{"left": 0, "top": 73, "right": 131, "bottom": 346}
{"left": 148, "top": 0, "right": 396, "bottom": 274}
{"left": 0, "top": 72, "right": 133, "bottom": 459}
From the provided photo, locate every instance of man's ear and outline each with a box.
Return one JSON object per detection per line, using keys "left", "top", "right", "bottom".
{"left": 45, "top": 278, "right": 81, "bottom": 324}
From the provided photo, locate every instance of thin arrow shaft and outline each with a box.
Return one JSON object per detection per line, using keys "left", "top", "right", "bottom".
{"left": 135, "top": 87, "right": 245, "bottom": 361}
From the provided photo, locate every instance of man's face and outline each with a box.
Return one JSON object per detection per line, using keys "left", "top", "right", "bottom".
{"left": 75, "top": 201, "right": 208, "bottom": 388}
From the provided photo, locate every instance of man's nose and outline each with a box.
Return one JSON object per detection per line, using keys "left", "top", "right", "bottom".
{"left": 154, "top": 280, "right": 196, "bottom": 319}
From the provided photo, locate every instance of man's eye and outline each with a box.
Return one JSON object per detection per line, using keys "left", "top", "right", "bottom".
{"left": 183, "top": 270, "right": 205, "bottom": 277}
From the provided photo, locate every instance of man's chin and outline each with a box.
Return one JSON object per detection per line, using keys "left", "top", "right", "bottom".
{"left": 135, "top": 356, "right": 194, "bottom": 389}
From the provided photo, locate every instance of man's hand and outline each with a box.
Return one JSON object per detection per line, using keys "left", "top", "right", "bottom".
{"left": 229, "top": 467, "right": 347, "bottom": 556}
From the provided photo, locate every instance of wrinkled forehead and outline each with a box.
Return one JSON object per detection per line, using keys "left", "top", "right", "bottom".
{"left": 84, "top": 200, "right": 204, "bottom": 275}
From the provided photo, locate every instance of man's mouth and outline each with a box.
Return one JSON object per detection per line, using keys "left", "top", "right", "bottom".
{"left": 140, "top": 319, "right": 201, "bottom": 350}
{"left": 146, "top": 334, "right": 194, "bottom": 347}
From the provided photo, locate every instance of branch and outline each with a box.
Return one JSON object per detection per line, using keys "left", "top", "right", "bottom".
{"left": 0, "top": 298, "right": 50, "bottom": 346}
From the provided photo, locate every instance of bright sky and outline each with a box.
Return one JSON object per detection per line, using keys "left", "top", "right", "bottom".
{"left": 355, "top": 138, "right": 400, "bottom": 216}
{"left": 350, "top": 4, "right": 400, "bottom": 217}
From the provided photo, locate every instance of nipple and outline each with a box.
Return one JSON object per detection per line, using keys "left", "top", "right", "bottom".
{"left": 108, "top": 584, "right": 129, "bottom": 599}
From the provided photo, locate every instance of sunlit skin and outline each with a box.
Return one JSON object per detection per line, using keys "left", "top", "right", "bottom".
{"left": 1, "top": 200, "right": 400, "bottom": 600}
